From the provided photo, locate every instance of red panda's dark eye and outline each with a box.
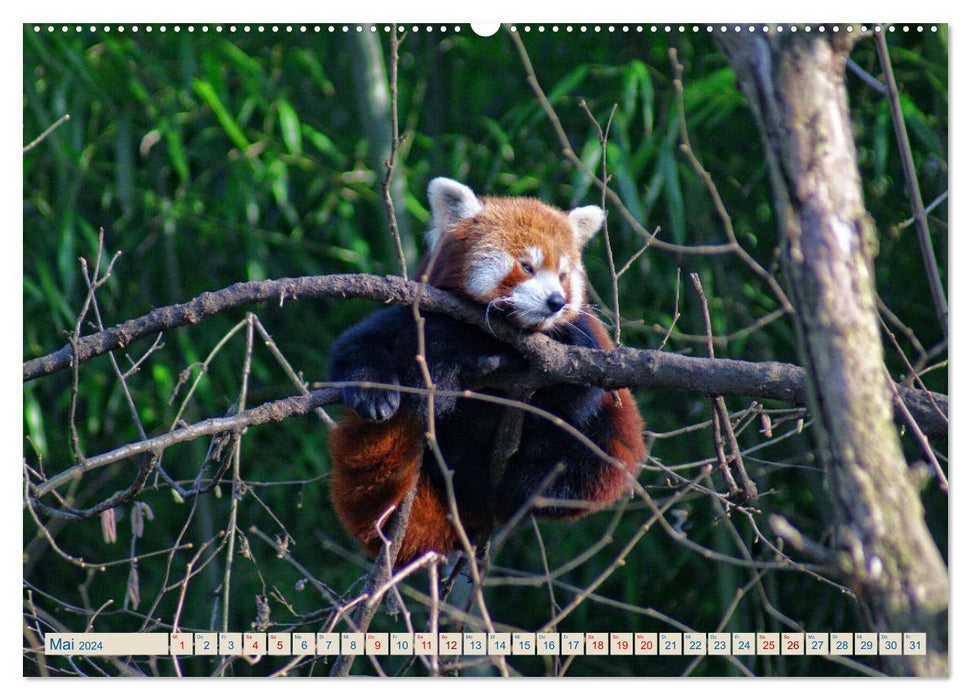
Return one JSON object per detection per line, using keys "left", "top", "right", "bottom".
{"left": 520, "top": 261, "right": 535, "bottom": 275}
{"left": 559, "top": 272, "right": 567, "bottom": 283}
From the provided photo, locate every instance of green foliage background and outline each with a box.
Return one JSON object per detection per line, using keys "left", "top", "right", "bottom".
{"left": 23, "top": 24, "right": 947, "bottom": 677}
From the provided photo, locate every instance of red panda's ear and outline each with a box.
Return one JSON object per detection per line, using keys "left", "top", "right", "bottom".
{"left": 427, "top": 178, "right": 484, "bottom": 248}
{"left": 568, "top": 206, "right": 605, "bottom": 247}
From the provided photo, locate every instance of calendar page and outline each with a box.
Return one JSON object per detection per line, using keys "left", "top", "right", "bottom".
{"left": 22, "top": 5, "right": 950, "bottom": 680}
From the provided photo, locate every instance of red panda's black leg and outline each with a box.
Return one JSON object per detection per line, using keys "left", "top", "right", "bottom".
{"left": 329, "top": 307, "right": 412, "bottom": 422}
{"left": 494, "top": 386, "right": 644, "bottom": 521}
{"left": 494, "top": 314, "right": 645, "bottom": 521}
{"left": 393, "top": 313, "right": 525, "bottom": 420}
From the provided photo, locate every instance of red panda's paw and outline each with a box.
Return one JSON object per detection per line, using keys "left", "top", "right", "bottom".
{"left": 342, "top": 383, "right": 402, "bottom": 423}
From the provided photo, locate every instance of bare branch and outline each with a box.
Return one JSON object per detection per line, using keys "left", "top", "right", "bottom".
{"left": 875, "top": 32, "right": 948, "bottom": 338}
{"left": 23, "top": 113, "right": 71, "bottom": 153}
{"left": 23, "top": 273, "right": 947, "bottom": 437}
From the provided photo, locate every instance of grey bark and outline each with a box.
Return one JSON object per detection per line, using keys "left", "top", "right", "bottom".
{"left": 716, "top": 31, "right": 948, "bottom": 676}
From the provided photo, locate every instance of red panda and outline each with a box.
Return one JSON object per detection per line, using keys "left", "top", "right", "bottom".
{"left": 328, "top": 178, "right": 646, "bottom": 566}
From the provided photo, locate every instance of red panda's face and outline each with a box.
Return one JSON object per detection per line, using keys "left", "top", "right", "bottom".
{"left": 424, "top": 178, "right": 605, "bottom": 331}
{"left": 469, "top": 241, "right": 583, "bottom": 331}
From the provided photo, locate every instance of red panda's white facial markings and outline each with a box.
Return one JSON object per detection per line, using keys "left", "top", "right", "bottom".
{"left": 424, "top": 178, "right": 603, "bottom": 331}
{"left": 465, "top": 249, "right": 514, "bottom": 300}
{"left": 497, "top": 244, "right": 574, "bottom": 330}
{"left": 522, "top": 246, "right": 544, "bottom": 271}
{"left": 508, "top": 269, "right": 566, "bottom": 329}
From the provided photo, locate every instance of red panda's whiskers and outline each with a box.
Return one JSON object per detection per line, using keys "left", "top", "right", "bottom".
{"left": 485, "top": 297, "right": 511, "bottom": 335}
{"left": 573, "top": 306, "right": 598, "bottom": 322}
{"left": 561, "top": 319, "right": 594, "bottom": 344}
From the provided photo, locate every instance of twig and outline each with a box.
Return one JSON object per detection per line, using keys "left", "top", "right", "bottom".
{"left": 669, "top": 48, "right": 793, "bottom": 314}
{"left": 332, "top": 30, "right": 445, "bottom": 675}
{"left": 220, "top": 315, "right": 256, "bottom": 633}
{"left": 579, "top": 99, "right": 622, "bottom": 344}
{"left": 247, "top": 526, "right": 340, "bottom": 605}
{"left": 28, "top": 388, "right": 334, "bottom": 500}
{"left": 80, "top": 233, "right": 151, "bottom": 443}
{"left": 381, "top": 24, "right": 409, "bottom": 279}
{"left": 875, "top": 32, "right": 948, "bottom": 338}
{"left": 898, "top": 190, "right": 948, "bottom": 231}
{"left": 882, "top": 367, "right": 947, "bottom": 491}
{"left": 23, "top": 274, "right": 478, "bottom": 382}
{"left": 615, "top": 230, "right": 658, "bottom": 278}
{"left": 30, "top": 454, "right": 158, "bottom": 521}
{"left": 252, "top": 316, "right": 336, "bottom": 427}
{"left": 846, "top": 58, "right": 888, "bottom": 95}
{"left": 506, "top": 26, "right": 735, "bottom": 257}
{"left": 690, "top": 273, "right": 758, "bottom": 503}
{"left": 657, "top": 267, "right": 681, "bottom": 351}
{"left": 543, "top": 467, "right": 707, "bottom": 629}
{"left": 878, "top": 315, "right": 947, "bottom": 425}
{"left": 769, "top": 514, "right": 837, "bottom": 564}
{"left": 23, "top": 113, "right": 71, "bottom": 153}
{"left": 328, "top": 487, "right": 423, "bottom": 677}
{"left": 654, "top": 308, "right": 786, "bottom": 348}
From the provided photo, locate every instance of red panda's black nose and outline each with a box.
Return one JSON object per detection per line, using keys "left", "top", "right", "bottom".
{"left": 546, "top": 292, "right": 566, "bottom": 313}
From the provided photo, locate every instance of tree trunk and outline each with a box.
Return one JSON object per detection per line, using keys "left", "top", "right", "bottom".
{"left": 715, "top": 31, "right": 947, "bottom": 676}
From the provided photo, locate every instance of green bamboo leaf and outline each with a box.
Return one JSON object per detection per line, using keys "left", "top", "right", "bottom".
{"left": 24, "top": 390, "right": 48, "bottom": 458}
{"left": 522, "top": 65, "right": 590, "bottom": 130}
{"left": 621, "top": 65, "right": 639, "bottom": 121}
{"left": 192, "top": 78, "right": 251, "bottom": 151}
{"left": 659, "top": 127, "right": 686, "bottom": 245}
{"left": 293, "top": 48, "right": 335, "bottom": 95}
{"left": 268, "top": 159, "right": 292, "bottom": 213}
{"left": 162, "top": 118, "right": 190, "bottom": 182}
{"left": 35, "top": 260, "right": 74, "bottom": 328}
{"left": 546, "top": 65, "right": 590, "bottom": 105}
{"left": 900, "top": 94, "right": 944, "bottom": 158}
{"left": 278, "top": 100, "right": 303, "bottom": 155}
{"left": 571, "top": 138, "right": 601, "bottom": 203}
{"left": 126, "top": 75, "right": 151, "bottom": 106}
{"left": 606, "top": 141, "right": 644, "bottom": 224}
{"left": 636, "top": 61, "right": 655, "bottom": 138}
{"left": 219, "top": 40, "right": 266, "bottom": 81}
{"left": 304, "top": 125, "right": 346, "bottom": 165}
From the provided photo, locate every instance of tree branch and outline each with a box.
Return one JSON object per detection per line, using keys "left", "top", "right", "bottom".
{"left": 23, "top": 273, "right": 947, "bottom": 438}
{"left": 875, "top": 31, "right": 948, "bottom": 339}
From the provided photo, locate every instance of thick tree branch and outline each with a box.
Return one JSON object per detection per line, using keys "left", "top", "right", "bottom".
{"left": 23, "top": 273, "right": 947, "bottom": 438}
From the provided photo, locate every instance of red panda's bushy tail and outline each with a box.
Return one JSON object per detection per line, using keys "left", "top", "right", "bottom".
{"left": 328, "top": 412, "right": 461, "bottom": 565}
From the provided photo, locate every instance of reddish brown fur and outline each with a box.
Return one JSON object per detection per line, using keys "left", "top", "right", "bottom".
{"left": 329, "top": 410, "right": 492, "bottom": 561}
{"left": 584, "top": 385, "right": 646, "bottom": 503}
{"left": 420, "top": 196, "right": 585, "bottom": 314}
{"left": 460, "top": 196, "right": 579, "bottom": 256}
{"left": 558, "top": 316, "right": 645, "bottom": 511}
{"left": 332, "top": 193, "right": 645, "bottom": 566}
{"left": 419, "top": 233, "right": 470, "bottom": 293}
{"left": 328, "top": 412, "right": 425, "bottom": 555}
